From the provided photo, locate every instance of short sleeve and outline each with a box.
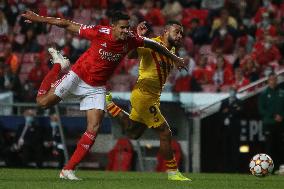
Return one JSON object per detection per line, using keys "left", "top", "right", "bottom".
{"left": 137, "top": 47, "right": 150, "bottom": 57}
{"left": 79, "top": 25, "right": 98, "bottom": 40}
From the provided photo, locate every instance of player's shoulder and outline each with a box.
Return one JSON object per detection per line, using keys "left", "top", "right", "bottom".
{"left": 151, "top": 36, "right": 162, "bottom": 42}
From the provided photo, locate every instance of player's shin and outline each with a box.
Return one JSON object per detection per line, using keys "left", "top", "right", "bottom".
{"left": 63, "top": 130, "right": 97, "bottom": 170}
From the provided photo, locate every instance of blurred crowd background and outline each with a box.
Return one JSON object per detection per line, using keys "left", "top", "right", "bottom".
{"left": 1, "top": 0, "right": 284, "bottom": 101}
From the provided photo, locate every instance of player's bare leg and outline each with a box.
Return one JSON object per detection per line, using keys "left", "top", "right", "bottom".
{"left": 106, "top": 93, "right": 147, "bottom": 138}
{"left": 153, "top": 122, "right": 191, "bottom": 181}
{"left": 60, "top": 109, "right": 104, "bottom": 180}
{"left": 106, "top": 92, "right": 191, "bottom": 181}
{"left": 36, "top": 88, "right": 61, "bottom": 108}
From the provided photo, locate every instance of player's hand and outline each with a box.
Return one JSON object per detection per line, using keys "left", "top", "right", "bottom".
{"left": 175, "top": 57, "right": 188, "bottom": 72}
{"left": 21, "top": 10, "right": 42, "bottom": 23}
{"left": 137, "top": 21, "right": 148, "bottom": 37}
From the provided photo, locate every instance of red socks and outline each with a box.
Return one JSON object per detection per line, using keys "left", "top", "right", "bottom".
{"left": 37, "top": 63, "right": 61, "bottom": 96}
{"left": 107, "top": 102, "right": 122, "bottom": 117}
{"left": 63, "top": 131, "right": 97, "bottom": 170}
{"left": 165, "top": 157, "right": 178, "bottom": 171}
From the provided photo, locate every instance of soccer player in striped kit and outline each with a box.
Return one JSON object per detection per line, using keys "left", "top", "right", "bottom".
{"left": 106, "top": 21, "right": 191, "bottom": 181}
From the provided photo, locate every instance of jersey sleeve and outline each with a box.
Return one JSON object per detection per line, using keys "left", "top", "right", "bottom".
{"left": 137, "top": 47, "right": 150, "bottom": 57}
{"left": 78, "top": 25, "right": 98, "bottom": 40}
{"left": 128, "top": 32, "right": 145, "bottom": 50}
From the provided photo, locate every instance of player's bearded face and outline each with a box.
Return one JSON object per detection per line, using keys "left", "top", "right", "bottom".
{"left": 167, "top": 25, "right": 183, "bottom": 47}
{"left": 113, "top": 20, "right": 131, "bottom": 40}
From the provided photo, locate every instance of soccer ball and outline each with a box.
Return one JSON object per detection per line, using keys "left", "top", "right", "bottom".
{"left": 249, "top": 153, "right": 274, "bottom": 177}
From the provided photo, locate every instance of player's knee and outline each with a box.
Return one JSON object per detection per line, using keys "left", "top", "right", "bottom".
{"left": 36, "top": 97, "right": 50, "bottom": 109}
{"left": 87, "top": 122, "right": 101, "bottom": 133}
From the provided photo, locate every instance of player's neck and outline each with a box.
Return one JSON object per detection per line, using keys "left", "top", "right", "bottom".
{"left": 161, "top": 36, "right": 171, "bottom": 50}
{"left": 111, "top": 29, "right": 121, "bottom": 41}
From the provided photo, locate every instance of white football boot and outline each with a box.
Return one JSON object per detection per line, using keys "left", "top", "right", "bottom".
{"left": 59, "top": 170, "right": 81, "bottom": 180}
{"left": 48, "top": 47, "right": 70, "bottom": 71}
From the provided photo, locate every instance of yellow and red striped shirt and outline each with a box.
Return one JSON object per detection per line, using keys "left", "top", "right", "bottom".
{"left": 135, "top": 36, "right": 175, "bottom": 96}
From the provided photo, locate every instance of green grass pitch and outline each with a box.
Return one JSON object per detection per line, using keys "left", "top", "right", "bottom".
{"left": 0, "top": 169, "right": 284, "bottom": 189}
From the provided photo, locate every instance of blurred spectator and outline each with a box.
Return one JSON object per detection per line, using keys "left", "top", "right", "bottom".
{"left": 173, "top": 49, "right": 201, "bottom": 92}
{"left": 236, "top": 24, "right": 255, "bottom": 53}
{"left": 173, "top": 74, "right": 201, "bottom": 92}
{"left": 27, "top": 54, "right": 49, "bottom": 90}
{"left": 201, "top": 0, "right": 225, "bottom": 11}
{"left": 233, "top": 46, "right": 247, "bottom": 69}
{"left": 219, "top": 87, "right": 242, "bottom": 172}
{"left": 211, "top": 12, "right": 237, "bottom": 54}
{"left": 2, "top": 43, "right": 20, "bottom": 74}
{"left": 212, "top": 55, "right": 233, "bottom": 91}
{"left": 140, "top": 0, "right": 165, "bottom": 26}
{"left": 187, "top": 18, "right": 210, "bottom": 45}
{"left": 192, "top": 53, "right": 214, "bottom": 85}
{"left": 1, "top": 62, "right": 22, "bottom": 101}
{"left": 182, "top": 4, "right": 209, "bottom": 29}
{"left": 237, "top": 0, "right": 250, "bottom": 22}
{"left": 211, "top": 9, "right": 238, "bottom": 32}
{"left": 251, "top": 35, "right": 281, "bottom": 69}
{"left": 44, "top": 114, "right": 64, "bottom": 168}
{"left": 258, "top": 73, "right": 284, "bottom": 174}
{"left": 163, "top": 48, "right": 195, "bottom": 92}
{"left": 24, "top": 54, "right": 49, "bottom": 101}
{"left": 162, "top": 0, "right": 183, "bottom": 21}
{"left": 0, "top": 10, "right": 9, "bottom": 38}
{"left": 13, "top": 28, "right": 42, "bottom": 52}
{"left": 17, "top": 109, "right": 45, "bottom": 168}
{"left": 46, "top": 0, "right": 70, "bottom": 18}
{"left": 240, "top": 55, "right": 260, "bottom": 82}
{"left": 211, "top": 29, "right": 235, "bottom": 54}
{"left": 255, "top": 12, "right": 277, "bottom": 40}
{"left": 253, "top": 0, "right": 278, "bottom": 25}
{"left": 231, "top": 68, "right": 250, "bottom": 90}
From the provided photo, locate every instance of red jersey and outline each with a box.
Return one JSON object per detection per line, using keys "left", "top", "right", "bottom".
{"left": 71, "top": 25, "right": 144, "bottom": 86}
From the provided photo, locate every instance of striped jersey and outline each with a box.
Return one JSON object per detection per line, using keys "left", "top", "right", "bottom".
{"left": 135, "top": 36, "right": 175, "bottom": 96}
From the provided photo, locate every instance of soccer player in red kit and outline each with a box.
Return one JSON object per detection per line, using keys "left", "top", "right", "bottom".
{"left": 21, "top": 10, "right": 186, "bottom": 180}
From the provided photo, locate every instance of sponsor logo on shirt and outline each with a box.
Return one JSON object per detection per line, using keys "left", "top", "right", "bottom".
{"left": 101, "top": 42, "right": 107, "bottom": 48}
{"left": 99, "top": 49, "right": 122, "bottom": 62}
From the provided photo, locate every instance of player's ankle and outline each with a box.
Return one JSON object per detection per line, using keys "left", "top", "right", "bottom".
{"left": 107, "top": 103, "right": 122, "bottom": 117}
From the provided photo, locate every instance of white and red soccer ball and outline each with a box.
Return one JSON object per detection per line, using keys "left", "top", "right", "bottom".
{"left": 249, "top": 153, "right": 274, "bottom": 177}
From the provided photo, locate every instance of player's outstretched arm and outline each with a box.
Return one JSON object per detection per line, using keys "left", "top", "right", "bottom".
{"left": 143, "top": 38, "right": 187, "bottom": 71}
{"left": 21, "top": 10, "right": 81, "bottom": 34}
